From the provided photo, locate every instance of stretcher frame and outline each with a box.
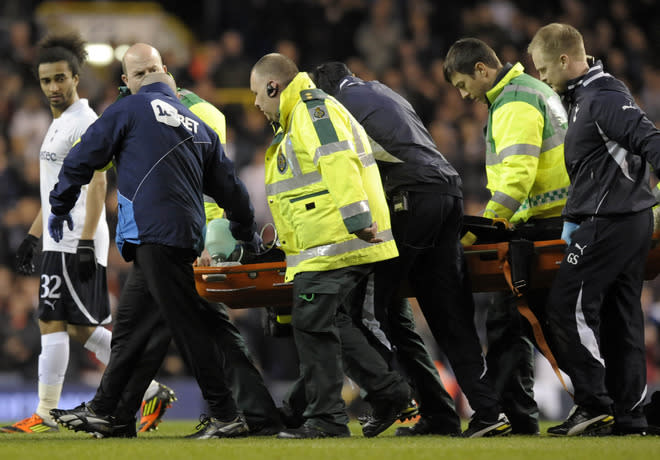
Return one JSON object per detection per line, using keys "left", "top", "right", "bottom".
{"left": 194, "top": 234, "right": 660, "bottom": 308}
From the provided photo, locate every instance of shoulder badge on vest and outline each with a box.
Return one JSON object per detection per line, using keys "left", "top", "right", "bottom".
{"left": 277, "top": 150, "right": 288, "bottom": 174}
{"left": 312, "top": 106, "right": 327, "bottom": 120}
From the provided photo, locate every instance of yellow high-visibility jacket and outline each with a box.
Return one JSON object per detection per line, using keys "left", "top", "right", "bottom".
{"left": 484, "top": 63, "right": 570, "bottom": 223}
{"left": 179, "top": 89, "right": 227, "bottom": 223}
{"left": 265, "top": 72, "right": 398, "bottom": 281}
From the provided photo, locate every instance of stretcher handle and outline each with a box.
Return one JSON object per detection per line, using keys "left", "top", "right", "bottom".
{"left": 203, "top": 274, "right": 228, "bottom": 282}
{"left": 206, "top": 286, "right": 257, "bottom": 293}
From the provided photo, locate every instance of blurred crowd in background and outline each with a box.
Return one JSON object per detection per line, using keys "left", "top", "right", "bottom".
{"left": 0, "top": 0, "right": 659, "bottom": 418}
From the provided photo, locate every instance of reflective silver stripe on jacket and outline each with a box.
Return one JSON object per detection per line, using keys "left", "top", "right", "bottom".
{"left": 267, "top": 110, "right": 373, "bottom": 195}
{"left": 286, "top": 229, "right": 394, "bottom": 267}
{"left": 348, "top": 117, "right": 376, "bottom": 168}
{"left": 540, "top": 131, "right": 565, "bottom": 153}
{"left": 340, "top": 200, "right": 369, "bottom": 220}
{"left": 266, "top": 124, "right": 321, "bottom": 196}
{"left": 284, "top": 136, "right": 303, "bottom": 176}
{"left": 314, "top": 140, "right": 353, "bottom": 165}
{"left": 499, "top": 85, "right": 567, "bottom": 132}
{"left": 486, "top": 85, "right": 566, "bottom": 161}
{"left": 265, "top": 171, "right": 323, "bottom": 196}
{"left": 491, "top": 191, "right": 520, "bottom": 213}
{"left": 486, "top": 143, "right": 540, "bottom": 165}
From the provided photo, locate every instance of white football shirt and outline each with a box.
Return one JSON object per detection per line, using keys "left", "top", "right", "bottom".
{"left": 40, "top": 98, "right": 109, "bottom": 265}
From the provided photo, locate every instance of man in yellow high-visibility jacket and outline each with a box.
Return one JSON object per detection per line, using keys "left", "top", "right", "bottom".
{"left": 250, "top": 53, "right": 401, "bottom": 439}
{"left": 444, "top": 37, "right": 570, "bottom": 435}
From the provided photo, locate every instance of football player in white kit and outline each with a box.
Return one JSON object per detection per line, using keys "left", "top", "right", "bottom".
{"left": 1, "top": 33, "right": 112, "bottom": 433}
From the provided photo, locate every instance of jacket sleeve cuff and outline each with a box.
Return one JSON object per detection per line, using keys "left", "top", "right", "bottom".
{"left": 344, "top": 212, "right": 372, "bottom": 234}
{"left": 229, "top": 220, "right": 256, "bottom": 241}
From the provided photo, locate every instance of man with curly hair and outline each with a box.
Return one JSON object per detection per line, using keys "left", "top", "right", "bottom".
{"left": 1, "top": 33, "right": 112, "bottom": 434}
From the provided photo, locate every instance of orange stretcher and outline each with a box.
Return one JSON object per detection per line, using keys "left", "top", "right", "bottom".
{"left": 194, "top": 230, "right": 660, "bottom": 309}
{"left": 193, "top": 220, "right": 660, "bottom": 396}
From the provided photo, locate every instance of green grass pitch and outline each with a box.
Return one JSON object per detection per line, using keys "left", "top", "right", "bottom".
{"left": 1, "top": 420, "right": 658, "bottom": 460}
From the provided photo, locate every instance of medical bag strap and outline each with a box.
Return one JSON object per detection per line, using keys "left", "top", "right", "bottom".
{"left": 501, "top": 249, "right": 574, "bottom": 399}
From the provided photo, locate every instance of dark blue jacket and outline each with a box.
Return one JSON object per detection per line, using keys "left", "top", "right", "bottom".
{"left": 332, "top": 76, "right": 461, "bottom": 196}
{"left": 50, "top": 82, "right": 255, "bottom": 261}
{"left": 562, "top": 61, "right": 660, "bottom": 220}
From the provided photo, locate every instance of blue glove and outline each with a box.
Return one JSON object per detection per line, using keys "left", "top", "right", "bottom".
{"left": 561, "top": 221, "right": 579, "bottom": 246}
{"left": 241, "top": 231, "right": 263, "bottom": 254}
{"left": 48, "top": 213, "right": 74, "bottom": 243}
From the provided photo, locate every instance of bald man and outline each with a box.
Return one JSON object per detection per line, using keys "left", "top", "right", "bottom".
{"left": 121, "top": 43, "right": 168, "bottom": 94}
{"left": 250, "top": 53, "right": 406, "bottom": 439}
{"left": 85, "top": 49, "right": 284, "bottom": 437}
{"left": 48, "top": 51, "right": 259, "bottom": 439}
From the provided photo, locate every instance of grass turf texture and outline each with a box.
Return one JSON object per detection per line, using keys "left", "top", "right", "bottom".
{"left": 1, "top": 421, "right": 658, "bottom": 460}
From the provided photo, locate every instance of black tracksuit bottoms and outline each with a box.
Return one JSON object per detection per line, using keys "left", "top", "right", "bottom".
{"left": 547, "top": 210, "right": 652, "bottom": 429}
{"left": 375, "top": 191, "right": 501, "bottom": 419}
{"left": 92, "top": 243, "right": 238, "bottom": 421}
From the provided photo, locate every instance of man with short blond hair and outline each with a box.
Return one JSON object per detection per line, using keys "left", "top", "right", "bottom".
{"left": 528, "top": 22, "right": 587, "bottom": 65}
{"left": 529, "top": 22, "right": 660, "bottom": 436}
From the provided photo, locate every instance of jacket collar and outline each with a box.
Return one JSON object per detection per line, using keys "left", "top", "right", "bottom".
{"left": 486, "top": 62, "right": 522, "bottom": 106}
{"left": 565, "top": 59, "right": 605, "bottom": 93}
{"left": 138, "top": 81, "right": 178, "bottom": 98}
{"left": 278, "top": 72, "right": 315, "bottom": 131}
{"left": 338, "top": 75, "right": 364, "bottom": 92}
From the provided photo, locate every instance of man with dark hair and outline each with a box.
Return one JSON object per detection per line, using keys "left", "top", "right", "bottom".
{"left": 47, "top": 69, "right": 259, "bottom": 439}
{"left": 443, "top": 37, "right": 571, "bottom": 435}
{"left": 311, "top": 61, "right": 510, "bottom": 438}
{"left": 250, "top": 53, "right": 405, "bottom": 438}
{"left": 529, "top": 23, "right": 660, "bottom": 436}
{"left": 1, "top": 33, "right": 114, "bottom": 434}
{"left": 2, "top": 35, "right": 180, "bottom": 437}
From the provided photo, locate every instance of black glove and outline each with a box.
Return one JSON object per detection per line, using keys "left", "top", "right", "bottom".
{"left": 76, "top": 239, "right": 97, "bottom": 282}
{"left": 242, "top": 231, "right": 264, "bottom": 254}
{"left": 16, "top": 234, "right": 39, "bottom": 275}
{"left": 229, "top": 220, "right": 256, "bottom": 242}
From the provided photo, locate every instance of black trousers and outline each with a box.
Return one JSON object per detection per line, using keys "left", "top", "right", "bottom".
{"left": 336, "top": 290, "right": 411, "bottom": 409}
{"left": 486, "top": 217, "right": 563, "bottom": 433}
{"left": 383, "top": 297, "right": 461, "bottom": 432}
{"left": 486, "top": 291, "right": 539, "bottom": 432}
{"left": 110, "top": 302, "right": 281, "bottom": 429}
{"left": 291, "top": 265, "right": 389, "bottom": 432}
{"left": 284, "top": 271, "right": 411, "bottom": 426}
{"left": 376, "top": 191, "right": 500, "bottom": 419}
{"left": 547, "top": 210, "right": 652, "bottom": 429}
{"left": 92, "top": 244, "right": 237, "bottom": 420}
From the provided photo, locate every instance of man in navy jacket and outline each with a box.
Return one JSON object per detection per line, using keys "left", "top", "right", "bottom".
{"left": 311, "top": 63, "right": 510, "bottom": 438}
{"left": 529, "top": 23, "right": 660, "bottom": 436}
{"left": 48, "top": 72, "right": 258, "bottom": 439}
